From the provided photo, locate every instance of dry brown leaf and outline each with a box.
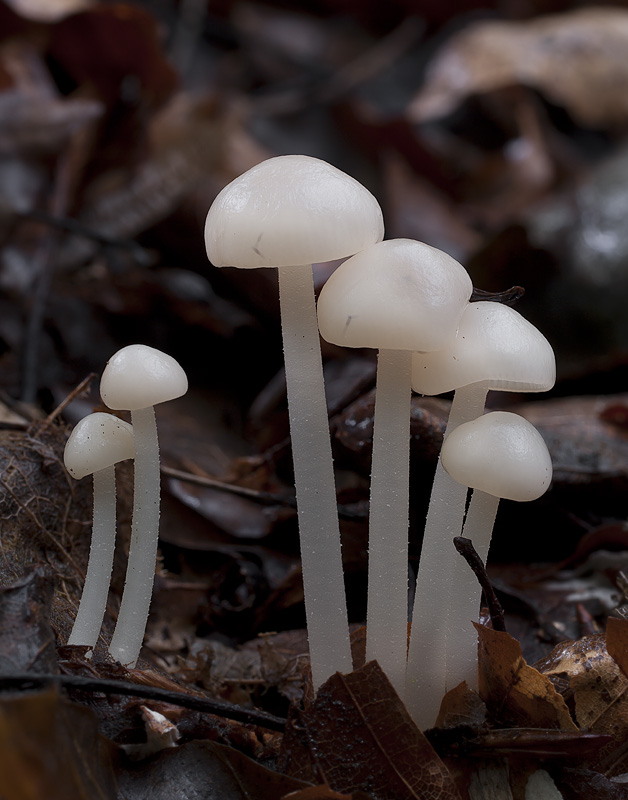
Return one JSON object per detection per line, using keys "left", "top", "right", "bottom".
{"left": 606, "top": 616, "right": 628, "bottom": 679}
{"left": 435, "top": 681, "right": 487, "bottom": 729}
{"left": 409, "top": 8, "right": 628, "bottom": 129}
{"left": 282, "top": 661, "right": 463, "bottom": 800}
{"left": 476, "top": 625, "right": 577, "bottom": 730}
{"left": 537, "top": 633, "right": 628, "bottom": 776}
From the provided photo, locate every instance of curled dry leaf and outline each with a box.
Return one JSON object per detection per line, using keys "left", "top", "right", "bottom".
{"left": 536, "top": 632, "right": 628, "bottom": 776}
{"left": 281, "top": 661, "right": 463, "bottom": 800}
{"left": 476, "top": 625, "right": 577, "bottom": 730}
{"left": 409, "top": 8, "right": 628, "bottom": 129}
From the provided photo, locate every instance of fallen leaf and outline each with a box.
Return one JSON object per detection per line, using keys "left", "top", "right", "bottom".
{"left": 477, "top": 625, "right": 577, "bottom": 730}
{"left": 435, "top": 681, "right": 487, "bottom": 729}
{"left": 409, "top": 8, "right": 628, "bottom": 129}
{"left": 282, "top": 788, "right": 373, "bottom": 800}
{"left": 605, "top": 616, "right": 628, "bottom": 679}
{"left": 281, "top": 661, "right": 463, "bottom": 800}
{"left": 536, "top": 634, "right": 628, "bottom": 776}
{"left": 117, "top": 739, "right": 309, "bottom": 800}
{"left": 0, "top": 687, "right": 118, "bottom": 800}
{"left": 0, "top": 567, "right": 57, "bottom": 674}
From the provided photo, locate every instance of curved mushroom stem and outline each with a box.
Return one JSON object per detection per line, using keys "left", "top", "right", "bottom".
{"left": 366, "top": 348, "right": 412, "bottom": 697}
{"left": 405, "top": 380, "right": 489, "bottom": 728}
{"left": 68, "top": 465, "right": 117, "bottom": 648}
{"left": 109, "top": 405, "right": 160, "bottom": 667}
{"left": 278, "top": 263, "right": 352, "bottom": 690}
{"left": 445, "top": 489, "right": 500, "bottom": 690}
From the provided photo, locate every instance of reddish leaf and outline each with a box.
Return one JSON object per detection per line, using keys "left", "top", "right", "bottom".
{"left": 282, "top": 661, "right": 463, "bottom": 800}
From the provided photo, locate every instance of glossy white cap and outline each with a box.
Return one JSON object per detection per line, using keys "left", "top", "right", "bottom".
{"left": 205, "top": 155, "right": 384, "bottom": 269}
{"left": 100, "top": 344, "right": 188, "bottom": 411}
{"left": 317, "top": 239, "right": 472, "bottom": 351}
{"left": 64, "top": 412, "right": 135, "bottom": 480}
{"left": 412, "top": 302, "right": 556, "bottom": 395}
{"left": 440, "top": 411, "right": 552, "bottom": 501}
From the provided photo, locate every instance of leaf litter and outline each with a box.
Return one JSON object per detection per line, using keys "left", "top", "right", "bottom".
{"left": 1, "top": 0, "right": 628, "bottom": 798}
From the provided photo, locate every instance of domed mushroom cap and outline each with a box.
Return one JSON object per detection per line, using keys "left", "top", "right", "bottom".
{"left": 64, "top": 412, "right": 135, "bottom": 480}
{"left": 440, "top": 411, "right": 552, "bottom": 502}
{"left": 100, "top": 345, "right": 188, "bottom": 411}
{"left": 317, "top": 239, "right": 472, "bottom": 352}
{"left": 412, "top": 302, "right": 556, "bottom": 395}
{"left": 205, "top": 155, "right": 384, "bottom": 269}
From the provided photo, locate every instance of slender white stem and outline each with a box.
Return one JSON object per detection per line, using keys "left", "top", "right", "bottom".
{"left": 278, "top": 264, "right": 352, "bottom": 690}
{"left": 109, "top": 405, "right": 160, "bottom": 667}
{"left": 405, "top": 381, "right": 488, "bottom": 728}
{"left": 68, "top": 466, "right": 117, "bottom": 648}
{"left": 445, "top": 489, "right": 499, "bottom": 690}
{"left": 365, "top": 349, "right": 412, "bottom": 697}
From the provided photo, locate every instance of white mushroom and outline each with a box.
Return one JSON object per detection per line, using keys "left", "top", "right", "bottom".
{"left": 205, "top": 155, "right": 383, "bottom": 689}
{"left": 407, "top": 302, "right": 555, "bottom": 727}
{"left": 317, "top": 238, "right": 471, "bottom": 695}
{"left": 440, "top": 411, "right": 552, "bottom": 690}
{"left": 100, "top": 344, "right": 188, "bottom": 667}
{"left": 64, "top": 412, "right": 135, "bottom": 650}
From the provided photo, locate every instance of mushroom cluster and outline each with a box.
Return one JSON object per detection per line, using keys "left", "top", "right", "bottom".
{"left": 65, "top": 345, "right": 187, "bottom": 667}
{"left": 202, "top": 154, "right": 555, "bottom": 724}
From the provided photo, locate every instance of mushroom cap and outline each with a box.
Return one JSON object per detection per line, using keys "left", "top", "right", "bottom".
{"left": 440, "top": 411, "right": 552, "bottom": 501}
{"left": 64, "top": 412, "right": 135, "bottom": 480}
{"left": 411, "top": 302, "right": 556, "bottom": 395}
{"left": 317, "top": 239, "right": 472, "bottom": 351}
{"left": 204, "top": 155, "right": 384, "bottom": 269}
{"left": 100, "top": 344, "right": 188, "bottom": 411}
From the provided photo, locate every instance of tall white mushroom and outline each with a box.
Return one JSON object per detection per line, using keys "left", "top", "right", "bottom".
{"left": 64, "top": 412, "right": 135, "bottom": 650}
{"left": 205, "top": 155, "right": 384, "bottom": 690}
{"left": 440, "top": 411, "right": 552, "bottom": 689}
{"left": 407, "top": 302, "right": 555, "bottom": 727}
{"left": 100, "top": 344, "right": 188, "bottom": 667}
{"left": 317, "top": 238, "right": 471, "bottom": 696}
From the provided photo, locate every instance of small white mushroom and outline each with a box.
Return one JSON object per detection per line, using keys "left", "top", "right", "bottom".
{"left": 205, "top": 155, "right": 384, "bottom": 689}
{"left": 100, "top": 344, "right": 188, "bottom": 667}
{"left": 440, "top": 411, "right": 552, "bottom": 689}
{"left": 64, "top": 412, "right": 135, "bottom": 650}
{"left": 407, "top": 302, "right": 555, "bottom": 727}
{"left": 317, "top": 238, "right": 471, "bottom": 696}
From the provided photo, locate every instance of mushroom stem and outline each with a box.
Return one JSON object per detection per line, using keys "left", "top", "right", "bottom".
{"left": 68, "top": 466, "right": 117, "bottom": 648}
{"left": 109, "top": 405, "right": 160, "bottom": 667}
{"left": 277, "top": 263, "right": 352, "bottom": 690}
{"left": 445, "top": 489, "right": 499, "bottom": 690}
{"left": 366, "top": 348, "right": 412, "bottom": 697}
{"left": 405, "top": 380, "right": 489, "bottom": 728}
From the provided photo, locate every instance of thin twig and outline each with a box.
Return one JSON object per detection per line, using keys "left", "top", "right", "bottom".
{"left": 453, "top": 536, "right": 507, "bottom": 632}
{"left": 162, "top": 464, "right": 367, "bottom": 521}
{"left": 0, "top": 672, "right": 286, "bottom": 732}
{"left": 44, "top": 373, "right": 96, "bottom": 426}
